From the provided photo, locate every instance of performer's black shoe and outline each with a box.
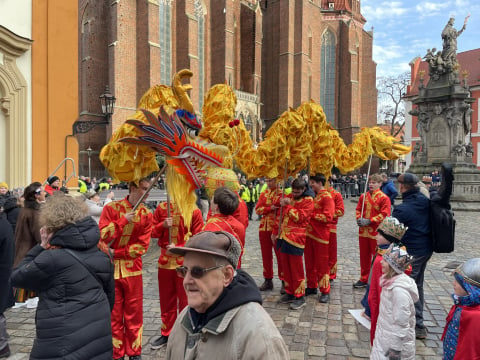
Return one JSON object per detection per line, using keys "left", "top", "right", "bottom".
{"left": 353, "top": 280, "right": 367, "bottom": 288}
{"left": 289, "top": 296, "right": 306, "bottom": 310}
{"left": 278, "top": 293, "right": 295, "bottom": 304}
{"left": 259, "top": 278, "right": 273, "bottom": 291}
{"left": 318, "top": 293, "right": 330, "bottom": 303}
{"left": 151, "top": 335, "right": 168, "bottom": 350}
{"left": 305, "top": 287, "right": 318, "bottom": 296}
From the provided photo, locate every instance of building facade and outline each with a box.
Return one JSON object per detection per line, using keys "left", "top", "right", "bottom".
{"left": 0, "top": 0, "right": 78, "bottom": 188}
{"left": 404, "top": 49, "right": 480, "bottom": 170}
{"left": 78, "top": 0, "right": 376, "bottom": 177}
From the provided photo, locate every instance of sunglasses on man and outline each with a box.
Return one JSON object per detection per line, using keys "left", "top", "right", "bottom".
{"left": 176, "top": 265, "right": 226, "bottom": 279}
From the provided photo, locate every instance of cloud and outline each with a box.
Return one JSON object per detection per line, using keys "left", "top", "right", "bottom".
{"left": 415, "top": 1, "right": 450, "bottom": 15}
{"left": 362, "top": 2, "right": 409, "bottom": 21}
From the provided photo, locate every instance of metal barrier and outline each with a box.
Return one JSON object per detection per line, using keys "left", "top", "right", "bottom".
{"left": 43, "top": 158, "right": 77, "bottom": 186}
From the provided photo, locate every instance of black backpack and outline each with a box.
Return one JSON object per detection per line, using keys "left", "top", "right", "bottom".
{"left": 429, "top": 163, "right": 456, "bottom": 253}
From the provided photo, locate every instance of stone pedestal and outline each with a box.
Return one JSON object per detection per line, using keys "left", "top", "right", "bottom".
{"left": 408, "top": 71, "right": 480, "bottom": 211}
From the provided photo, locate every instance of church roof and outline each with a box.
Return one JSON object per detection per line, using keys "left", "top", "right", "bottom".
{"left": 406, "top": 48, "right": 480, "bottom": 97}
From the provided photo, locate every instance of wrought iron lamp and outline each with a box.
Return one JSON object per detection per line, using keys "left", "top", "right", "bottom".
{"left": 73, "top": 85, "right": 116, "bottom": 134}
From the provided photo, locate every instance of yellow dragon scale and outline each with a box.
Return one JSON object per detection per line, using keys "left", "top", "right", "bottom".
{"left": 199, "top": 85, "right": 410, "bottom": 179}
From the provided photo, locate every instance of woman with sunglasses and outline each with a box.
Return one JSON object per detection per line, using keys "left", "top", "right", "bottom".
{"left": 12, "top": 182, "right": 46, "bottom": 308}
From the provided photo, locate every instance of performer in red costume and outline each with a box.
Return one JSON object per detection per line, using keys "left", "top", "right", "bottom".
{"left": 149, "top": 201, "right": 203, "bottom": 350}
{"left": 305, "top": 173, "right": 335, "bottom": 303}
{"left": 354, "top": 173, "right": 391, "bottom": 288}
{"left": 255, "top": 178, "right": 283, "bottom": 291}
{"left": 327, "top": 180, "right": 344, "bottom": 281}
{"left": 204, "top": 187, "right": 246, "bottom": 268}
{"left": 273, "top": 179, "right": 314, "bottom": 310}
{"left": 99, "top": 178, "right": 153, "bottom": 360}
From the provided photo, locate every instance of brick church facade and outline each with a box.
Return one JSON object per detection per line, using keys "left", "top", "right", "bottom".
{"left": 77, "top": 0, "right": 376, "bottom": 176}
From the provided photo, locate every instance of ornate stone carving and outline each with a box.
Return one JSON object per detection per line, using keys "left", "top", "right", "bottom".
{"left": 0, "top": 97, "right": 10, "bottom": 115}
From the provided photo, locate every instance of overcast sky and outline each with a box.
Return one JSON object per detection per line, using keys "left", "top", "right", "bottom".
{"left": 361, "top": 0, "right": 480, "bottom": 78}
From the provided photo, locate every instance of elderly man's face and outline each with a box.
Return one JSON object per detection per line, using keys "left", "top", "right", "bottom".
{"left": 182, "top": 252, "right": 231, "bottom": 313}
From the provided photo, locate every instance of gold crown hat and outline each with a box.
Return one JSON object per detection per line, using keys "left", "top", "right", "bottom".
{"left": 377, "top": 216, "right": 408, "bottom": 243}
{"left": 383, "top": 243, "right": 413, "bottom": 274}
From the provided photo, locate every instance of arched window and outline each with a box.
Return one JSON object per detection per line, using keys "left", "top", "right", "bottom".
{"left": 195, "top": 0, "right": 205, "bottom": 110}
{"left": 245, "top": 114, "right": 252, "bottom": 134}
{"left": 159, "top": 0, "right": 172, "bottom": 85}
{"left": 320, "top": 30, "right": 336, "bottom": 124}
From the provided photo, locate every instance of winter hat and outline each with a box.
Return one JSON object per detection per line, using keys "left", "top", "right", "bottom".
{"left": 454, "top": 258, "right": 480, "bottom": 291}
{"left": 85, "top": 189, "right": 99, "bottom": 199}
{"left": 0, "top": 182, "right": 8, "bottom": 190}
{"left": 377, "top": 216, "right": 407, "bottom": 244}
{"left": 383, "top": 243, "right": 413, "bottom": 274}
{"left": 397, "top": 173, "right": 419, "bottom": 185}
{"left": 48, "top": 176, "right": 60, "bottom": 185}
{"left": 169, "top": 231, "right": 242, "bottom": 269}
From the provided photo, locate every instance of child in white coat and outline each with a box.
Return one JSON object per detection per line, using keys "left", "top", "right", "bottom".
{"left": 370, "top": 244, "right": 418, "bottom": 360}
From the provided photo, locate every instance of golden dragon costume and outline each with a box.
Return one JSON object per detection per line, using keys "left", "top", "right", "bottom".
{"left": 100, "top": 69, "right": 410, "bottom": 226}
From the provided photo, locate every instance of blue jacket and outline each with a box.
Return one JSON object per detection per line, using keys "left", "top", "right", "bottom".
{"left": 380, "top": 180, "right": 398, "bottom": 206}
{"left": 392, "top": 188, "right": 432, "bottom": 256}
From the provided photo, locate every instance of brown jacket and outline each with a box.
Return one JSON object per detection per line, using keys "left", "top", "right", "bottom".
{"left": 14, "top": 201, "right": 41, "bottom": 267}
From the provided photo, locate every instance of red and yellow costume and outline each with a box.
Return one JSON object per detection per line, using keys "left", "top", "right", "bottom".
{"left": 355, "top": 190, "right": 391, "bottom": 283}
{"left": 99, "top": 197, "right": 153, "bottom": 359}
{"left": 206, "top": 193, "right": 249, "bottom": 230}
{"left": 327, "top": 187, "right": 344, "bottom": 280}
{"left": 152, "top": 202, "right": 203, "bottom": 337}
{"left": 204, "top": 213, "right": 246, "bottom": 268}
{"left": 272, "top": 194, "right": 314, "bottom": 298}
{"left": 255, "top": 187, "right": 283, "bottom": 280}
{"left": 305, "top": 189, "right": 334, "bottom": 293}
{"left": 234, "top": 196, "right": 249, "bottom": 230}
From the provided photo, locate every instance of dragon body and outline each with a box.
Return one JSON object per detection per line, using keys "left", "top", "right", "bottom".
{"left": 100, "top": 70, "right": 410, "bottom": 226}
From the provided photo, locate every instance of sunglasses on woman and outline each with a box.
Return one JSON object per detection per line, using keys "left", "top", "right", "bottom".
{"left": 176, "top": 264, "right": 225, "bottom": 279}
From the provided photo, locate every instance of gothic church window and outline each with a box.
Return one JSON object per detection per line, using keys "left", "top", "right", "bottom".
{"left": 159, "top": 0, "right": 172, "bottom": 85}
{"left": 320, "top": 30, "right": 336, "bottom": 124}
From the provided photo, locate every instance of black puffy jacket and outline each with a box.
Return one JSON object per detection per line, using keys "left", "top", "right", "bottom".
{"left": 11, "top": 216, "right": 114, "bottom": 360}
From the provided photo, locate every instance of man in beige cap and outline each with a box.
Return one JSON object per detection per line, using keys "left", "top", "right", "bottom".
{"left": 165, "top": 231, "right": 288, "bottom": 359}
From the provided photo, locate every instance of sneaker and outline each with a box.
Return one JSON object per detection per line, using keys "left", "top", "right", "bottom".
{"left": 318, "top": 293, "right": 330, "bottom": 303}
{"left": 13, "top": 302, "right": 27, "bottom": 309}
{"left": 280, "top": 281, "right": 286, "bottom": 295}
{"left": 415, "top": 326, "right": 428, "bottom": 339}
{"left": 289, "top": 296, "right": 306, "bottom": 310}
{"left": 259, "top": 279, "right": 273, "bottom": 291}
{"left": 0, "top": 344, "right": 10, "bottom": 359}
{"left": 129, "top": 356, "right": 142, "bottom": 360}
{"left": 278, "top": 293, "right": 296, "bottom": 304}
{"left": 26, "top": 297, "right": 39, "bottom": 309}
{"left": 150, "top": 335, "right": 168, "bottom": 350}
{"left": 305, "top": 287, "right": 318, "bottom": 296}
{"left": 353, "top": 280, "right": 367, "bottom": 288}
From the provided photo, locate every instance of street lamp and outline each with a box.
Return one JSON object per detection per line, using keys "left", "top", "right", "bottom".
{"left": 86, "top": 146, "right": 93, "bottom": 179}
{"left": 99, "top": 85, "right": 116, "bottom": 122}
{"left": 72, "top": 85, "right": 116, "bottom": 134}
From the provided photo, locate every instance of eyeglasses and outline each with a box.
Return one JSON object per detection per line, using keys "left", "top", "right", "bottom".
{"left": 176, "top": 265, "right": 225, "bottom": 279}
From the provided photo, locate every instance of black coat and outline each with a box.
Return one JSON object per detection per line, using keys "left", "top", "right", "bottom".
{"left": 11, "top": 216, "right": 115, "bottom": 360}
{"left": 0, "top": 213, "right": 15, "bottom": 313}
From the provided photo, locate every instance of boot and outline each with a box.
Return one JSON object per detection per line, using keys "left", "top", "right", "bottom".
{"left": 280, "top": 280, "right": 286, "bottom": 295}
{"left": 259, "top": 278, "right": 273, "bottom": 291}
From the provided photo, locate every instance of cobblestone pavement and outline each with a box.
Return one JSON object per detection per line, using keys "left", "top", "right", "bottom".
{"left": 5, "top": 199, "right": 478, "bottom": 359}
